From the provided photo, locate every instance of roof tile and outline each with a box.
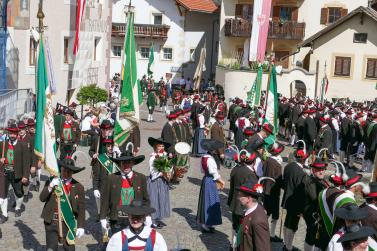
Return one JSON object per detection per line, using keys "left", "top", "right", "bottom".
{"left": 176, "top": 0, "right": 218, "bottom": 13}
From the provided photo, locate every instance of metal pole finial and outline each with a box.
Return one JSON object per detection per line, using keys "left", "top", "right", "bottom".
{"left": 37, "top": 2, "right": 45, "bottom": 33}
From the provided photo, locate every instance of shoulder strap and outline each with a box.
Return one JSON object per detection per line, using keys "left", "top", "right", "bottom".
{"left": 121, "top": 230, "right": 129, "bottom": 251}
{"left": 150, "top": 229, "right": 156, "bottom": 247}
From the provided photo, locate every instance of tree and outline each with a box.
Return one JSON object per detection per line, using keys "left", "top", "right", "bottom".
{"left": 76, "top": 84, "right": 108, "bottom": 106}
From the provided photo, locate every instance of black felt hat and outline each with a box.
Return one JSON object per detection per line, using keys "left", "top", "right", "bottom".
{"left": 121, "top": 200, "right": 156, "bottom": 216}
{"left": 58, "top": 158, "right": 85, "bottom": 173}
{"left": 334, "top": 204, "right": 369, "bottom": 220}
{"left": 310, "top": 158, "right": 328, "bottom": 170}
{"left": 200, "top": 139, "right": 224, "bottom": 152}
{"left": 236, "top": 177, "right": 263, "bottom": 198}
{"left": 111, "top": 153, "right": 145, "bottom": 165}
{"left": 337, "top": 224, "right": 375, "bottom": 243}
{"left": 148, "top": 137, "right": 171, "bottom": 149}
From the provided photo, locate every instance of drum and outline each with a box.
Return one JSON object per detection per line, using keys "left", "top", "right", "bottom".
{"left": 174, "top": 142, "right": 191, "bottom": 168}
{"left": 172, "top": 142, "right": 191, "bottom": 182}
{"left": 224, "top": 145, "right": 239, "bottom": 169}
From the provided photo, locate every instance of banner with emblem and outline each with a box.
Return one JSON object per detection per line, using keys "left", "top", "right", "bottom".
{"left": 98, "top": 154, "right": 119, "bottom": 174}
{"left": 35, "top": 36, "right": 77, "bottom": 245}
{"left": 114, "top": 9, "right": 140, "bottom": 146}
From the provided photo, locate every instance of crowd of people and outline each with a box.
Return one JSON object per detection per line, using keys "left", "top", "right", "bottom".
{"left": 0, "top": 74, "right": 377, "bottom": 251}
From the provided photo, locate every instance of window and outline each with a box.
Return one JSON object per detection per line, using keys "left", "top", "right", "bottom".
{"left": 354, "top": 33, "right": 368, "bottom": 43}
{"left": 366, "top": 58, "right": 377, "bottom": 79}
{"left": 328, "top": 7, "right": 341, "bottom": 23}
{"left": 279, "top": 7, "right": 292, "bottom": 21}
{"left": 235, "top": 4, "right": 253, "bottom": 20}
{"left": 162, "top": 48, "right": 172, "bottom": 60}
{"left": 153, "top": 14, "right": 162, "bottom": 25}
{"left": 112, "top": 45, "right": 122, "bottom": 57}
{"left": 29, "top": 38, "right": 37, "bottom": 66}
{"left": 64, "top": 37, "right": 69, "bottom": 64}
{"left": 274, "top": 51, "right": 290, "bottom": 69}
{"left": 94, "top": 37, "right": 101, "bottom": 61}
{"left": 139, "top": 47, "right": 150, "bottom": 59}
{"left": 334, "top": 56, "right": 351, "bottom": 77}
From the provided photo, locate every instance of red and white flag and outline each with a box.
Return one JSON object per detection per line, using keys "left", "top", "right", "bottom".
{"left": 73, "top": 0, "right": 86, "bottom": 55}
{"left": 249, "top": 0, "right": 272, "bottom": 62}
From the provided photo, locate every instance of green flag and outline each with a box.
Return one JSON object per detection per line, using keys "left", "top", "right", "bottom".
{"left": 114, "top": 10, "right": 139, "bottom": 146}
{"left": 264, "top": 66, "right": 278, "bottom": 146}
{"left": 255, "top": 66, "right": 263, "bottom": 106}
{"left": 137, "top": 79, "right": 143, "bottom": 105}
{"left": 35, "top": 37, "right": 77, "bottom": 245}
{"left": 147, "top": 45, "right": 154, "bottom": 77}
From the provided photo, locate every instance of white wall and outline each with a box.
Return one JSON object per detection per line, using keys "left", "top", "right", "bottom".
{"left": 9, "top": 0, "right": 111, "bottom": 105}
{"left": 215, "top": 66, "right": 316, "bottom": 101}
{"left": 308, "top": 13, "right": 377, "bottom": 101}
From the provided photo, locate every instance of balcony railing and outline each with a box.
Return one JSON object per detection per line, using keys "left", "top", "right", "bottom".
{"left": 112, "top": 23, "right": 170, "bottom": 39}
{"left": 224, "top": 18, "right": 306, "bottom": 40}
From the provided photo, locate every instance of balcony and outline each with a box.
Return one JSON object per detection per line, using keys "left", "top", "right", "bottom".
{"left": 224, "top": 18, "right": 305, "bottom": 40}
{"left": 112, "top": 23, "right": 170, "bottom": 39}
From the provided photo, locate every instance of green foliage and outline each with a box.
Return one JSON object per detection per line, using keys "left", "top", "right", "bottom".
{"left": 76, "top": 84, "right": 108, "bottom": 106}
{"left": 153, "top": 157, "right": 172, "bottom": 173}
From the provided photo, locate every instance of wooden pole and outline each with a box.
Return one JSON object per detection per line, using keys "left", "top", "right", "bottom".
{"left": 56, "top": 193, "right": 63, "bottom": 240}
{"left": 314, "top": 60, "right": 319, "bottom": 98}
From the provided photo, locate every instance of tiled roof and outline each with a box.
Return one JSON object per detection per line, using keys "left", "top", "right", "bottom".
{"left": 176, "top": 0, "right": 218, "bottom": 13}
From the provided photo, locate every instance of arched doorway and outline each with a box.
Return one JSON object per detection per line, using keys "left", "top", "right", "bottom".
{"left": 289, "top": 80, "right": 306, "bottom": 98}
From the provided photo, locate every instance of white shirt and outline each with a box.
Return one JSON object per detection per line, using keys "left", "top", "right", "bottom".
{"left": 254, "top": 157, "right": 263, "bottom": 178}
{"left": 149, "top": 152, "right": 169, "bottom": 180}
{"left": 198, "top": 114, "right": 205, "bottom": 128}
{"left": 121, "top": 171, "right": 134, "bottom": 180}
{"left": 106, "top": 226, "right": 167, "bottom": 251}
{"left": 202, "top": 154, "right": 221, "bottom": 180}
{"left": 244, "top": 203, "right": 258, "bottom": 217}
{"left": 81, "top": 116, "right": 92, "bottom": 131}
{"left": 331, "top": 118, "right": 339, "bottom": 132}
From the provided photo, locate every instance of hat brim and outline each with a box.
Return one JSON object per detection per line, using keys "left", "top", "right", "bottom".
{"left": 7, "top": 128, "right": 20, "bottom": 132}
{"left": 148, "top": 137, "right": 171, "bottom": 149}
{"left": 236, "top": 186, "right": 263, "bottom": 197}
{"left": 58, "top": 160, "right": 85, "bottom": 174}
{"left": 200, "top": 139, "right": 224, "bottom": 152}
{"left": 121, "top": 205, "right": 156, "bottom": 216}
{"left": 111, "top": 155, "right": 145, "bottom": 165}
{"left": 334, "top": 206, "right": 369, "bottom": 220}
{"left": 270, "top": 145, "right": 285, "bottom": 155}
{"left": 337, "top": 226, "right": 375, "bottom": 243}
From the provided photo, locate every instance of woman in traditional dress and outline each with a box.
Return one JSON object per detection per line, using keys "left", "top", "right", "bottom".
{"left": 192, "top": 106, "right": 207, "bottom": 157}
{"left": 146, "top": 137, "right": 171, "bottom": 229}
{"left": 197, "top": 139, "right": 225, "bottom": 233}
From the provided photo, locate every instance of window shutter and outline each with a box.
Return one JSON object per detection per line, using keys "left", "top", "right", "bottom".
{"left": 273, "top": 6, "right": 280, "bottom": 21}
{"left": 235, "top": 4, "right": 242, "bottom": 17}
{"left": 341, "top": 8, "right": 348, "bottom": 17}
{"left": 334, "top": 57, "right": 342, "bottom": 75}
{"left": 366, "top": 59, "right": 374, "bottom": 78}
{"left": 342, "top": 58, "right": 351, "bottom": 76}
{"left": 248, "top": 4, "right": 253, "bottom": 18}
{"left": 320, "top": 8, "right": 328, "bottom": 24}
{"left": 292, "top": 7, "right": 298, "bottom": 21}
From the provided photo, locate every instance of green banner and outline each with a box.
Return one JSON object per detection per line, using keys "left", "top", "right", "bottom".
{"left": 264, "top": 66, "right": 278, "bottom": 146}
{"left": 137, "top": 79, "right": 143, "bottom": 105}
{"left": 54, "top": 179, "right": 77, "bottom": 245}
{"left": 98, "top": 153, "right": 119, "bottom": 174}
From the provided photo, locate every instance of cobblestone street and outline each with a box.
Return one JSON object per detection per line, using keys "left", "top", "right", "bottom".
{"left": 0, "top": 104, "right": 310, "bottom": 251}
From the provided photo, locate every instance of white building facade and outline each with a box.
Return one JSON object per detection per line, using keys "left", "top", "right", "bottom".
{"left": 6, "top": 0, "right": 112, "bottom": 105}
{"left": 216, "top": 0, "right": 372, "bottom": 102}
{"left": 110, "top": 0, "right": 219, "bottom": 84}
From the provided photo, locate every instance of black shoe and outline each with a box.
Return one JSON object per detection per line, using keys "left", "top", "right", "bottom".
{"left": 201, "top": 226, "right": 211, "bottom": 233}
{"left": 15, "top": 209, "right": 21, "bottom": 217}
{"left": 12, "top": 202, "right": 16, "bottom": 208}
{"left": 270, "top": 236, "right": 283, "bottom": 242}
{"left": 282, "top": 246, "right": 290, "bottom": 251}
{"left": 0, "top": 215, "right": 8, "bottom": 224}
{"left": 208, "top": 227, "right": 216, "bottom": 233}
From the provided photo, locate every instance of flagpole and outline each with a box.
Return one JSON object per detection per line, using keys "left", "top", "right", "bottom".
{"left": 37, "top": 2, "right": 63, "bottom": 240}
